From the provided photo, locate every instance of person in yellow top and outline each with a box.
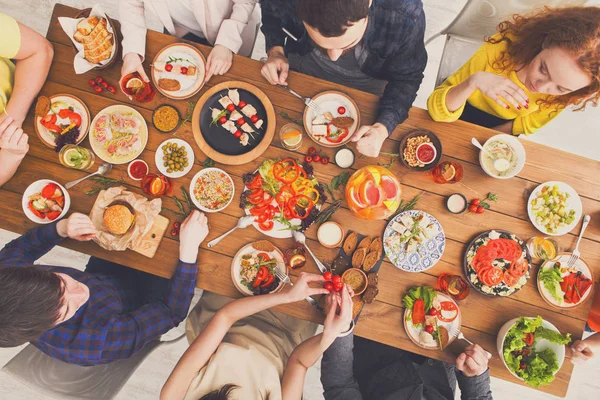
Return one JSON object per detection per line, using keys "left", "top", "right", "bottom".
{"left": 427, "top": 6, "right": 600, "bottom": 136}
{"left": 0, "top": 12, "right": 54, "bottom": 186}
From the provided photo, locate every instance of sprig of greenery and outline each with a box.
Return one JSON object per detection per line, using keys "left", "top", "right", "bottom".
{"left": 330, "top": 171, "right": 350, "bottom": 191}
{"left": 209, "top": 108, "right": 229, "bottom": 127}
{"left": 378, "top": 157, "right": 396, "bottom": 169}
{"left": 202, "top": 157, "right": 215, "bottom": 168}
{"left": 167, "top": 56, "right": 195, "bottom": 65}
{"left": 180, "top": 186, "right": 194, "bottom": 210}
{"left": 85, "top": 176, "right": 126, "bottom": 196}
{"left": 480, "top": 192, "right": 498, "bottom": 210}
{"left": 314, "top": 199, "right": 342, "bottom": 224}
{"left": 321, "top": 183, "right": 336, "bottom": 201}
{"left": 393, "top": 193, "right": 422, "bottom": 216}
{"left": 175, "top": 101, "right": 196, "bottom": 135}
{"left": 277, "top": 111, "right": 303, "bottom": 125}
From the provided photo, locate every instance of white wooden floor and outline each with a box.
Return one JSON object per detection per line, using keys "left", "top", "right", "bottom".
{"left": 0, "top": 1, "right": 598, "bottom": 399}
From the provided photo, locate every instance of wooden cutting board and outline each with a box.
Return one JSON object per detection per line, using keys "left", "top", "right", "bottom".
{"left": 133, "top": 214, "right": 170, "bottom": 258}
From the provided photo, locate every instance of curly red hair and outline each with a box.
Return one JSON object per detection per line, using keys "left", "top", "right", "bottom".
{"left": 486, "top": 6, "right": 600, "bottom": 112}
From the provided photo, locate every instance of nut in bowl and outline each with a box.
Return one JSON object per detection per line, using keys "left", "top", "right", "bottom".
{"left": 155, "top": 138, "right": 195, "bottom": 178}
{"left": 22, "top": 180, "right": 70, "bottom": 224}
{"left": 189, "top": 168, "right": 235, "bottom": 213}
{"left": 479, "top": 134, "right": 525, "bottom": 179}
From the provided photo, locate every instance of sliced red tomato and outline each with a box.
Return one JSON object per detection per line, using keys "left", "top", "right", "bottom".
{"left": 46, "top": 211, "right": 62, "bottom": 221}
{"left": 523, "top": 332, "right": 535, "bottom": 347}
{"left": 41, "top": 114, "right": 61, "bottom": 133}
{"left": 258, "top": 220, "right": 274, "bottom": 231}
{"left": 54, "top": 196, "right": 65, "bottom": 208}
{"left": 276, "top": 185, "right": 295, "bottom": 206}
{"left": 472, "top": 256, "right": 491, "bottom": 273}
{"left": 248, "top": 188, "right": 265, "bottom": 204}
{"left": 437, "top": 301, "right": 458, "bottom": 322}
{"left": 260, "top": 273, "right": 275, "bottom": 288}
{"left": 28, "top": 201, "right": 45, "bottom": 219}
{"left": 412, "top": 299, "right": 425, "bottom": 325}
{"left": 481, "top": 267, "right": 503, "bottom": 287}
{"left": 253, "top": 266, "right": 268, "bottom": 287}
{"left": 247, "top": 174, "right": 263, "bottom": 190}
{"left": 41, "top": 183, "right": 60, "bottom": 199}
{"left": 509, "top": 258, "right": 529, "bottom": 278}
{"left": 503, "top": 270, "right": 520, "bottom": 287}
{"left": 476, "top": 244, "right": 497, "bottom": 262}
{"left": 255, "top": 213, "right": 269, "bottom": 223}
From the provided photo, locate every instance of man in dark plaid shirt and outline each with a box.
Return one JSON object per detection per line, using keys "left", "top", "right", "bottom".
{"left": 0, "top": 211, "right": 209, "bottom": 366}
{"left": 260, "top": 0, "right": 427, "bottom": 158}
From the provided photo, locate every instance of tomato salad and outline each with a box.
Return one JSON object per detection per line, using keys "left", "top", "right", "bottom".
{"left": 240, "top": 158, "right": 326, "bottom": 233}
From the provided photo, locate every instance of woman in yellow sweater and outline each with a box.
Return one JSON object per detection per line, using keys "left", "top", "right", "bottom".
{"left": 427, "top": 6, "right": 600, "bottom": 135}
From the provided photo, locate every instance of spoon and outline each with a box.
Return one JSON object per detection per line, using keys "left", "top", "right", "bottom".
{"left": 65, "top": 162, "right": 112, "bottom": 189}
{"left": 471, "top": 138, "right": 510, "bottom": 172}
{"left": 208, "top": 216, "right": 254, "bottom": 248}
{"left": 292, "top": 230, "right": 327, "bottom": 274}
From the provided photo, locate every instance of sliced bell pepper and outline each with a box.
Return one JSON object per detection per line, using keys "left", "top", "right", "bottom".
{"left": 260, "top": 273, "right": 275, "bottom": 288}
{"left": 253, "top": 266, "right": 269, "bottom": 287}
{"left": 275, "top": 165, "right": 299, "bottom": 184}
{"left": 276, "top": 185, "right": 295, "bottom": 206}
{"left": 247, "top": 173, "right": 263, "bottom": 190}
{"left": 289, "top": 195, "right": 314, "bottom": 219}
{"left": 326, "top": 123, "right": 349, "bottom": 144}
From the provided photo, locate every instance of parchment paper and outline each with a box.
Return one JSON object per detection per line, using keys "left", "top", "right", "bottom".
{"left": 89, "top": 186, "right": 161, "bottom": 251}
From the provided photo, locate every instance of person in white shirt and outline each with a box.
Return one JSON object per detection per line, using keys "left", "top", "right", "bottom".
{"left": 119, "top": 0, "right": 258, "bottom": 84}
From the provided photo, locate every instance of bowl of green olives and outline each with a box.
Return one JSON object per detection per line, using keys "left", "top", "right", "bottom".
{"left": 155, "top": 138, "right": 195, "bottom": 178}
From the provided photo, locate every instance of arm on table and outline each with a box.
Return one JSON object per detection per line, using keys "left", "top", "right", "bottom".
{"left": 455, "top": 344, "right": 493, "bottom": 400}
{"left": 0, "top": 223, "right": 64, "bottom": 267}
{"left": 571, "top": 332, "right": 600, "bottom": 364}
{"left": 161, "top": 273, "right": 328, "bottom": 400}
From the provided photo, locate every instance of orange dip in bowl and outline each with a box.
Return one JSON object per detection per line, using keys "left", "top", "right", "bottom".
{"left": 342, "top": 268, "right": 367, "bottom": 296}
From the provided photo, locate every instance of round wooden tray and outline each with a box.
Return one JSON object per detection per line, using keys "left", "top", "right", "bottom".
{"left": 398, "top": 129, "right": 443, "bottom": 171}
{"left": 73, "top": 8, "right": 120, "bottom": 70}
{"left": 192, "top": 81, "right": 276, "bottom": 165}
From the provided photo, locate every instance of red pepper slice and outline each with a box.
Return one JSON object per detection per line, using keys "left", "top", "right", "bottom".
{"left": 283, "top": 204, "right": 294, "bottom": 220}
{"left": 248, "top": 188, "right": 265, "bottom": 204}
{"left": 255, "top": 213, "right": 269, "bottom": 223}
{"left": 437, "top": 301, "right": 458, "bottom": 323}
{"left": 276, "top": 185, "right": 295, "bottom": 207}
{"left": 247, "top": 174, "right": 263, "bottom": 190}
{"left": 253, "top": 266, "right": 268, "bottom": 287}
{"left": 326, "top": 123, "right": 349, "bottom": 144}
{"left": 249, "top": 204, "right": 270, "bottom": 217}
{"left": 275, "top": 165, "right": 300, "bottom": 184}
{"left": 412, "top": 299, "right": 425, "bottom": 325}
{"left": 260, "top": 273, "right": 275, "bottom": 288}
{"left": 288, "top": 195, "right": 314, "bottom": 219}
{"left": 257, "top": 252, "right": 271, "bottom": 262}
{"left": 258, "top": 220, "right": 274, "bottom": 231}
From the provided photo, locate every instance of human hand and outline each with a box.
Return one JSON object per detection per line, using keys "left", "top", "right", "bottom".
{"left": 456, "top": 344, "right": 489, "bottom": 377}
{"left": 323, "top": 285, "right": 353, "bottom": 340}
{"left": 121, "top": 52, "right": 149, "bottom": 85}
{"left": 470, "top": 71, "right": 529, "bottom": 109}
{"left": 56, "top": 213, "right": 97, "bottom": 241}
{"left": 261, "top": 47, "right": 289, "bottom": 86}
{"left": 284, "top": 272, "right": 329, "bottom": 303}
{"left": 0, "top": 116, "right": 29, "bottom": 156}
{"left": 570, "top": 339, "right": 595, "bottom": 364}
{"left": 205, "top": 44, "right": 233, "bottom": 82}
{"left": 179, "top": 210, "right": 209, "bottom": 263}
{"left": 351, "top": 123, "right": 388, "bottom": 157}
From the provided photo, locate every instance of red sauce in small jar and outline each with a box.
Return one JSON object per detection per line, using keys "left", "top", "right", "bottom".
{"left": 416, "top": 143, "right": 436, "bottom": 164}
{"left": 128, "top": 160, "right": 149, "bottom": 181}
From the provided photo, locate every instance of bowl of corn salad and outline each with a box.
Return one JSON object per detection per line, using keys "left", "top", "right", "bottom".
{"left": 189, "top": 168, "right": 235, "bottom": 213}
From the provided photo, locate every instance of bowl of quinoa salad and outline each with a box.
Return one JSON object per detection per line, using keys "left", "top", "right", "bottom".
{"left": 189, "top": 168, "right": 235, "bottom": 213}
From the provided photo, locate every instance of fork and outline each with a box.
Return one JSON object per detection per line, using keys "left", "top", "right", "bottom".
{"left": 274, "top": 269, "right": 322, "bottom": 311}
{"left": 276, "top": 85, "right": 321, "bottom": 113}
{"left": 568, "top": 214, "right": 591, "bottom": 267}
{"left": 449, "top": 326, "right": 492, "bottom": 359}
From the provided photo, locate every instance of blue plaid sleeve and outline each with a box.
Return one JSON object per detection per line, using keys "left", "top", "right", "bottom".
{"left": 0, "top": 223, "right": 64, "bottom": 267}
{"left": 96, "top": 260, "right": 197, "bottom": 362}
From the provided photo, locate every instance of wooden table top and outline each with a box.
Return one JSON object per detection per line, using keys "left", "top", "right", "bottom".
{"left": 3, "top": 4, "right": 599, "bottom": 397}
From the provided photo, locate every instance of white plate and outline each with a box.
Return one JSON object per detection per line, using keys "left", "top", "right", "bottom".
{"left": 231, "top": 242, "right": 286, "bottom": 296}
{"left": 152, "top": 43, "right": 206, "bottom": 99}
{"left": 155, "top": 138, "right": 195, "bottom": 178}
{"left": 302, "top": 91, "right": 360, "bottom": 147}
{"left": 383, "top": 210, "right": 446, "bottom": 272}
{"left": 497, "top": 317, "right": 566, "bottom": 383}
{"left": 34, "top": 94, "right": 90, "bottom": 149}
{"left": 478, "top": 134, "right": 526, "bottom": 179}
{"left": 403, "top": 291, "right": 461, "bottom": 350}
{"left": 538, "top": 254, "right": 594, "bottom": 308}
{"left": 527, "top": 181, "right": 582, "bottom": 236}
{"left": 89, "top": 105, "right": 148, "bottom": 165}
{"left": 189, "top": 168, "right": 235, "bottom": 213}
{"left": 22, "top": 180, "right": 70, "bottom": 224}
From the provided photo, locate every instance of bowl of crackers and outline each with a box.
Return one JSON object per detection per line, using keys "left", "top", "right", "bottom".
{"left": 399, "top": 129, "right": 442, "bottom": 171}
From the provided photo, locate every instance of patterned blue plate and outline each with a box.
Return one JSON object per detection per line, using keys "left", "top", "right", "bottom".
{"left": 383, "top": 210, "right": 446, "bottom": 272}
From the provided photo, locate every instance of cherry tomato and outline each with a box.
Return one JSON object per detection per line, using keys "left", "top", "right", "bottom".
{"left": 94, "top": 85, "right": 103, "bottom": 93}
{"left": 88, "top": 79, "right": 97, "bottom": 87}
{"left": 170, "top": 229, "right": 178, "bottom": 237}
{"left": 333, "top": 284, "right": 343, "bottom": 292}
{"left": 337, "top": 106, "right": 346, "bottom": 114}
{"left": 428, "top": 308, "right": 438, "bottom": 316}
{"left": 173, "top": 222, "right": 180, "bottom": 229}
{"left": 304, "top": 155, "right": 313, "bottom": 163}
{"left": 425, "top": 325, "right": 434, "bottom": 334}
{"left": 236, "top": 117, "right": 246, "bottom": 126}
{"left": 333, "top": 279, "right": 344, "bottom": 289}
{"left": 226, "top": 103, "right": 236, "bottom": 112}
{"left": 519, "top": 364, "right": 527, "bottom": 370}
{"left": 471, "top": 199, "right": 481, "bottom": 206}
{"left": 181, "top": 66, "right": 188, "bottom": 75}
{"left": 313, "top": 155, "right": 321, "bottom": 163}
{"left": 218, "top": 116, "right": 228, "bottom": 124}
{"left": 476, "top": 206, "right": 484, "bottom": 214}
{"left": 323, "top": 271, "right": 332, "bottom": 281}
{"left": 95, "top": 76, "right": 104, "bottom": 83}
{"left": 101, "top": 81, "right": 109, "bottom": 89}
{"left": 234, "top": 130, "right": 243, "bottom": 138}
{"left": 238, "top": 100, "right": 247, "bottom": 108}
{"left": 107, "top": 85, "right": 116, "bottom": 94}
{"left": 308, "top": 147, "right": 317, "bottom": 155}
{"left": 165, "top": 63, "right": 173, "bottom": 72}
{"left": 468, "top": 204, "right": 478, "bottom": 213}
{"left": 250, "top": 115, "right": 259, "bottom": 123}
{"left": 321, "top": 156, "right": 329, "bottom": 165}
{"left": 324, "top": 282, "right": 334, "bottom": 292}
{"left": 332, "top": 275, "right": 342, "bottom": 285}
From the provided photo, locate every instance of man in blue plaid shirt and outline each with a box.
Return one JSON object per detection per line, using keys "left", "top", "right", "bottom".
{"left": 260, "top": 0, "right": 427, "bottom": 158}
{"left": 0, "top": 210, "right": 209, "bottom": 366}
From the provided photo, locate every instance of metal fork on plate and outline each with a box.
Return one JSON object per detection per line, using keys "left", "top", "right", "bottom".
{"left": 274, "top": 268, "right": 322, "bottom": 311}
{"left": 568, "top": 214, "right": 591, "bottom": 267}
{"left": 276, "top": 85, "right": 321, "bottom": 113}
{"left": 448, "top": 326, "right": 492, "bottom": 359}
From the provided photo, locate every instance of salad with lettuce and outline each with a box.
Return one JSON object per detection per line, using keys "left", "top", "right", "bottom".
{"left": 503, "top": 316, "right": 571, "bottom": 387}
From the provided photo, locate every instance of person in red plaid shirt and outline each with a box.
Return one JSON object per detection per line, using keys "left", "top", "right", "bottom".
{"left": 0, "top": 210, "right": 208, "bottom": 366}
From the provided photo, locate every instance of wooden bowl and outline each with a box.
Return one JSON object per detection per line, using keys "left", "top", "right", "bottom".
{"left": 399, "top": 129, "right": 443, "bottom": 171}
{"left": 72, "top": 8, "right": 120, "bottom": 70}
{"left": 342, "top": 268, "right": 368, "bottom": 297}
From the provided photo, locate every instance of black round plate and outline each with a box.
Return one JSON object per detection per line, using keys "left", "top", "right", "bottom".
{"left": 199, "top": 89, "right": 267, "bottom": 156}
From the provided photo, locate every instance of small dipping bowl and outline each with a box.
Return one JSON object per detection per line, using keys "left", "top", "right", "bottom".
{"left": 446, "top": 193, "right": 467, "bottom": 214}
{"left": 342, "top": 268, "right": 368, "bottom": 297}
{"left": 317, "top": 221, "right": 345, "bottom": 248}
{"left": 152, "top": 104, "right": 181, "bottom": 134}
{"left": 127, "top": 159, "right": 149, "bottom": 181}
{"left": 416, "top": 142, "right": 437, "bottom": 165}
{"left": 334, "top": 148, "right": 355, "bottom": 168}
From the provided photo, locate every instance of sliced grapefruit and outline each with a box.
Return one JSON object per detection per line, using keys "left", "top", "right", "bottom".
{"left": 361, "top": 180, "right": 383, "bottom": 208}
{"left": 380, "top": 175, "right": 400, "bottom": 200}
{"left": 348, "top": 187, "right": 367, "bottom": 209}
{"left": 365, "top": 166, "right": 382, "bottom": 185}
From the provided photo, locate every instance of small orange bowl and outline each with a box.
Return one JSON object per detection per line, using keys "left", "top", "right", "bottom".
{"left": 342, "top": 268, "right": 368, "bottom": 297}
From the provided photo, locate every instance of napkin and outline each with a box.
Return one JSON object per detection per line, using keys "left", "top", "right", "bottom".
{"left": 89, "top": 186, "right": 162, "bottom": 252}
{"left": 58, "top": 4, "right": 117, "bottom": 74}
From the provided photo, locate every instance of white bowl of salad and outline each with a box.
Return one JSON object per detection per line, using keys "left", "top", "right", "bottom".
{"left": 527, "top": 181, "right": 582, "bottom": 236}
{"left": 497, "top": 316, "right": 570, "bottom": 388}
{"left": 479, "top": 134, "right": 526, "bottom": 179}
